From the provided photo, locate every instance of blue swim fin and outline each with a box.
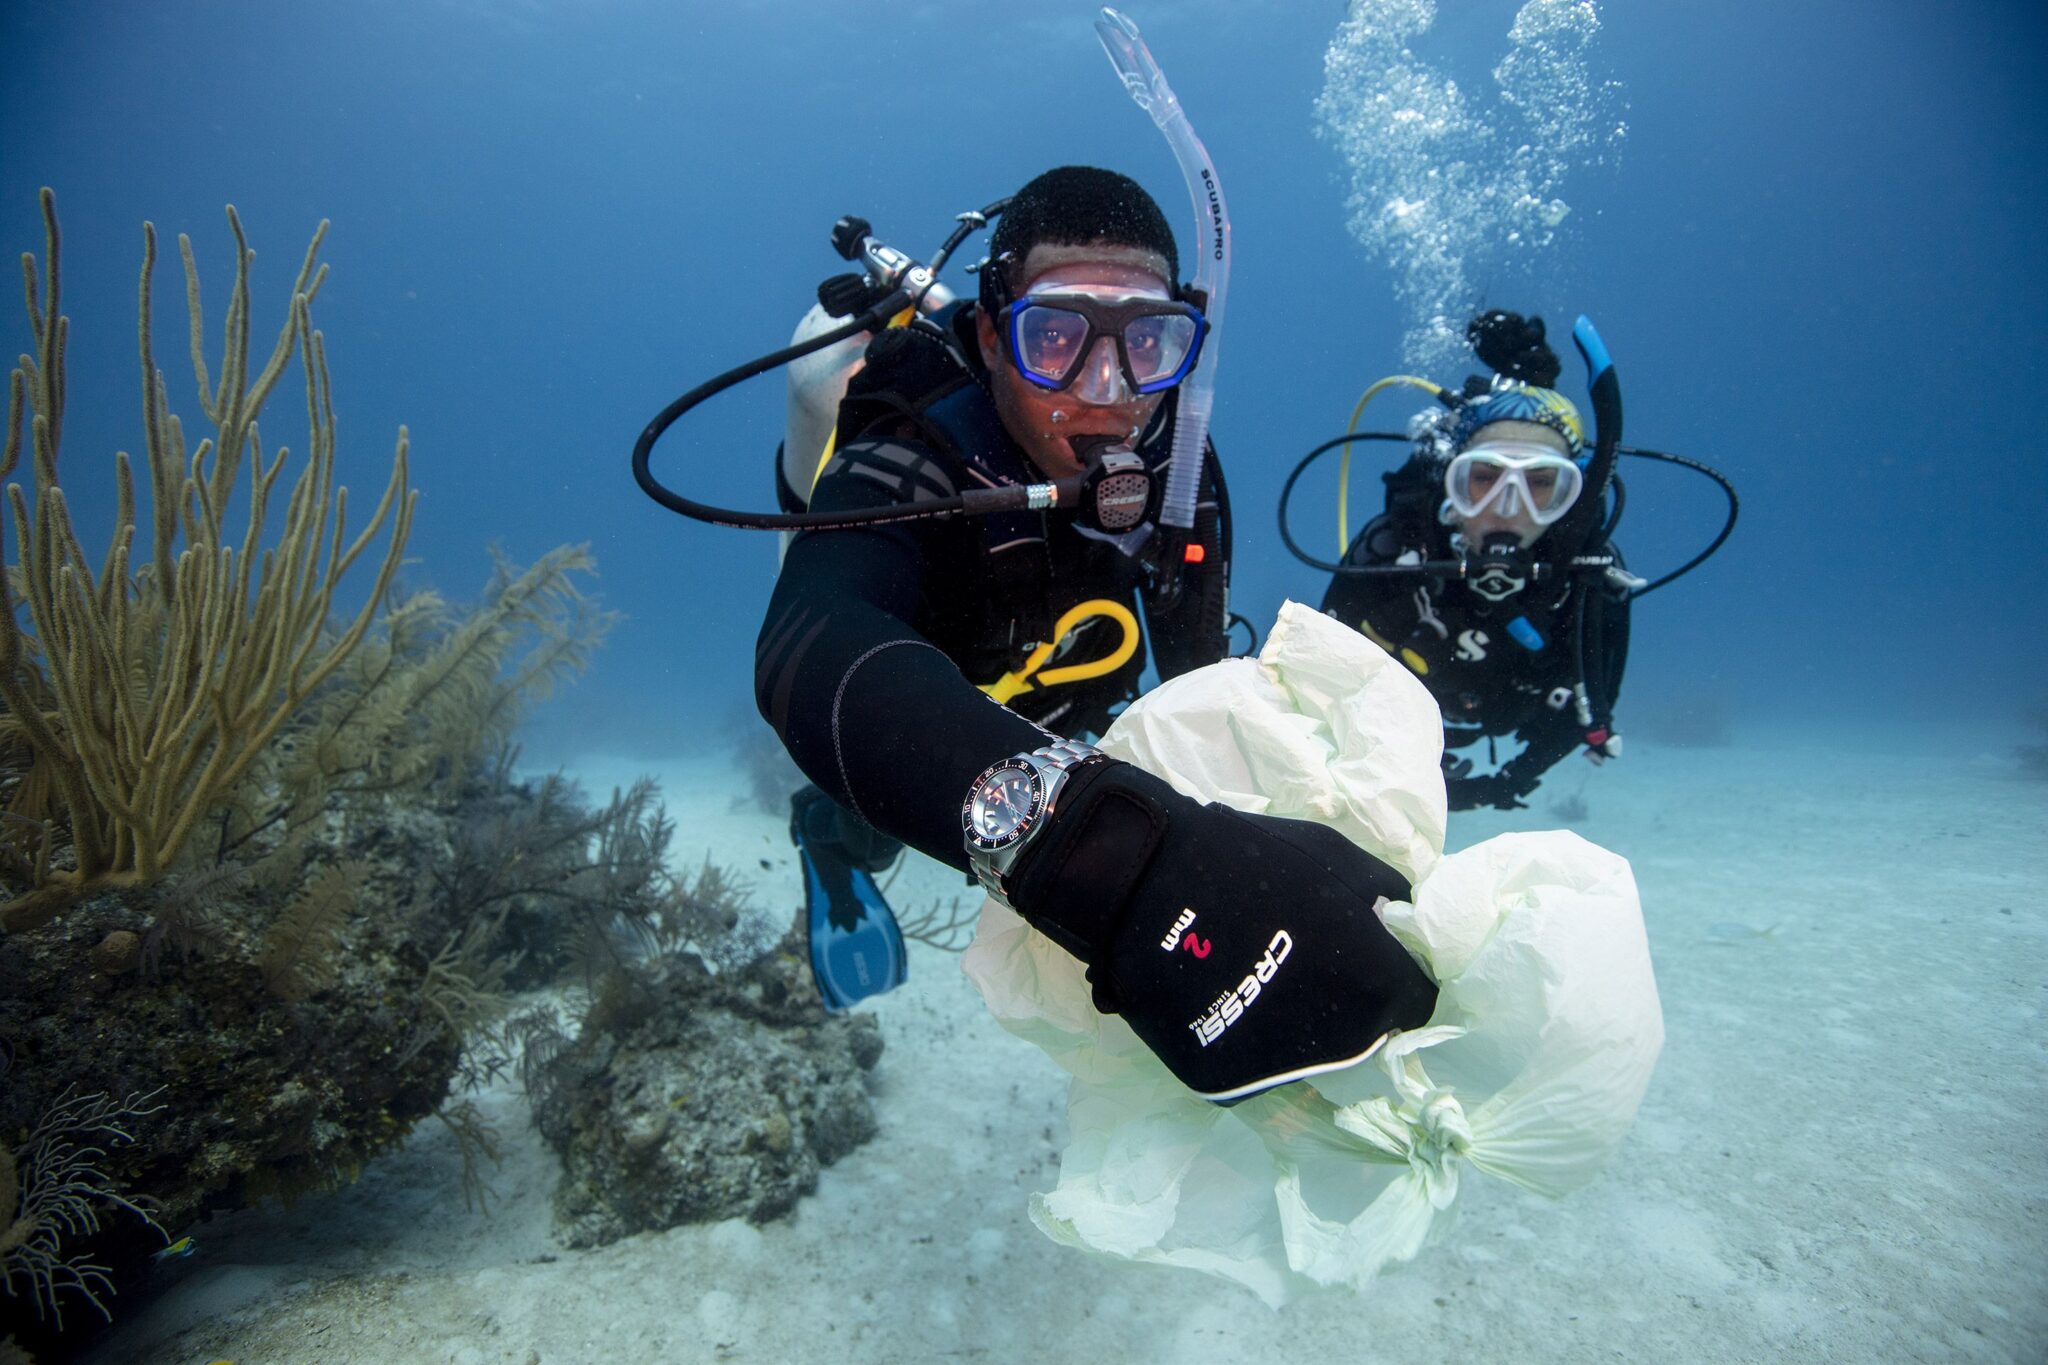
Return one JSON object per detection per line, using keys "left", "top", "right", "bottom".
{"left": 794, "top": 820, "right": 908, "bottom": 1012}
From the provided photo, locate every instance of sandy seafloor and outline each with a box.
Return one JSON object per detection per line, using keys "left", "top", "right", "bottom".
{"left": 89, "top": 723, "right": 2047, "bottom": 1365}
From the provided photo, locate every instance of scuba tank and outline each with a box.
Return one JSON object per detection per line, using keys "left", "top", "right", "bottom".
{"left": 782, "top": 306, "right": 868, "bottom": 510}
{"left": 781, "top": 215, "right": 960, "bottom": 512}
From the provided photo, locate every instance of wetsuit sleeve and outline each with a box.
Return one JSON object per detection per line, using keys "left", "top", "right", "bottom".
{"left": 1494, "top": 710, "right": 1582, "bottom": 797}
{"left": 754, "top": 440, "right": 1051, "bottom": 872}
{"left": 1491, "top": 583, "right": 1633, "bottom": 799}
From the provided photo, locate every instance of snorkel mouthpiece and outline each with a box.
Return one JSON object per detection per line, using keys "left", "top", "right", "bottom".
{"left": 1094, "top": 8, "right": 1229, "bottom": 536}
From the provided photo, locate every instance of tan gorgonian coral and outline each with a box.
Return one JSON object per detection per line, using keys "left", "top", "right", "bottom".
{"left": 0, "top": 190, "right": 414, "bottom": 931}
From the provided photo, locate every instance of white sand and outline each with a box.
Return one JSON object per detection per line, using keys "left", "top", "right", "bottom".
{"left": 91, "top": 727, "right": 2048, "bottom": 1363}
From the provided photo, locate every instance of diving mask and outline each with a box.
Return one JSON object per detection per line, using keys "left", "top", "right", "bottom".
{"left": 1000, "top": 285, "right": 1207, "bottom": 405}
{"left": 1444, "top": 442, "right": 1585, "bottom": 528}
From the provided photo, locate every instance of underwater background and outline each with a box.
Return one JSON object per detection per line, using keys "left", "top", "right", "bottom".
{"left": 7, "top": 0, "right": 2045, "bottom": 760}
{"left": 3, "top": 2, "right": 2046, "bottom": 1362}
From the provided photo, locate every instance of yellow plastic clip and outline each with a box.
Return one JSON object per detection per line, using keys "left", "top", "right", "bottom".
{"left": 981, "top": 599, "right": 1140, "bottom": 704}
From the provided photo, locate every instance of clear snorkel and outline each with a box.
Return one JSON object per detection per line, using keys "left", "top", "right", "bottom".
{"left": 1094, "top": 8, "right": 1230, "bottom": 544}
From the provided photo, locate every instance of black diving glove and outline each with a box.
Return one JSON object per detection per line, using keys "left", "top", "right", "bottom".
{"left": 1006, "top": 759, "right": 1439, "bottom": 1102}
{"left": 1448, "top": 772, "right": 1531, "bottom": 812}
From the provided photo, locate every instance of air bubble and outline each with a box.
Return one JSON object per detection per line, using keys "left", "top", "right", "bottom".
{"left": 1315, "top": 0, "right": 1623, "bottom": 374}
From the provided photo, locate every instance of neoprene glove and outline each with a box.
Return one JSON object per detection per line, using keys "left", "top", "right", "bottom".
{"left": 1006, "top": 759, "right": 1440, "bottom": 1101}
{"left": 1448, "top": 773, "right": 1531, "bottom": 812}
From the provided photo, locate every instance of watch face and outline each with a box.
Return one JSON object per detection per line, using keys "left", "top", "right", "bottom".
{"left": 966, "top": 762, "right": 1042, "bottom": 848}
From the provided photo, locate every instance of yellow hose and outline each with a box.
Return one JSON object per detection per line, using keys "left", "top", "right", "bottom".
{"left": 1336, "top": 375, "right": 1448, "bottom": 551}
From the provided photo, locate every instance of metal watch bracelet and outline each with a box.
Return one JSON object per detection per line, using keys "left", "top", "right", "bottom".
{"left": 968, "top": 738, "right": 1102, "bottom": 903}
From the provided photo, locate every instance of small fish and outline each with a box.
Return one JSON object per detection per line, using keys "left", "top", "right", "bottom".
{"left": 153, "top": 1235, "right": 197, "bottom": 1261}
{"left": 1708, "top": 921, "right": 1782, "bottom": 944}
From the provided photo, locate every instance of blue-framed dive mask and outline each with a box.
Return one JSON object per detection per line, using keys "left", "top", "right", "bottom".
{"left": 999, "top": 291, "right": 1208, "bottom": 404}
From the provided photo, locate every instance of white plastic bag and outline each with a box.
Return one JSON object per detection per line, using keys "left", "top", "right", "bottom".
{"left": 961, "top": 601, "right": 1663, "bottom": 1306}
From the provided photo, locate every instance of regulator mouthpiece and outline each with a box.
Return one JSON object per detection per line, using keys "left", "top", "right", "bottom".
{"left": 1468, "top": 532, "right": 1533, "bottom": 602}
{"left": 1082, "top": 443, "right": 1154, "bottom": 533}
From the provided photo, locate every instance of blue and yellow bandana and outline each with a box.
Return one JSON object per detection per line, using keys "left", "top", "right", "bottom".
{"left": 1450, "top": 381, "right": 1587, "bottom": 462}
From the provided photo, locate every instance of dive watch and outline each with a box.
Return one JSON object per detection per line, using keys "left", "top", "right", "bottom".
{"left": 962, "top": 738, "right": 1104, "bottom": 905}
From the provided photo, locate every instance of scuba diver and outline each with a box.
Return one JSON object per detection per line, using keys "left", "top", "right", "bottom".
{"left": 1289, "top": 309, "right": 1737, "bottom": 812}
{"left": 633, "top": 12, "right": 1436, "bottom": 1104}
{"left": 763, "top": 167, "right": 1233, "bottom": 1008}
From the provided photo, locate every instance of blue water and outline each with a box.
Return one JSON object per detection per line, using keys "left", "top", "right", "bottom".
{"left": 5, "top": 2, "right": 2047, "bottom": 1355}
{"left": 7, "top": 0, "right": 2044, "bottom": 762}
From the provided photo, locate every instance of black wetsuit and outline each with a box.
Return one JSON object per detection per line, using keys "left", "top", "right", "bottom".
{"left": 1320, "top": 452, "right": 1629, "bottom": 810}
{"left": 755, "top": 308, "right": 1228, "bottom": 871}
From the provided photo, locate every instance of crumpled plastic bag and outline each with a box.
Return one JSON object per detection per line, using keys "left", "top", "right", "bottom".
{"left": 961, "top": 600, "right": 1663, "bottom": 1306}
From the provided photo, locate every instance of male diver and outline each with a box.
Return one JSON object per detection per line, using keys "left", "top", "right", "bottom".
{"left": 1320, "top": 311, "right": 1631, "bottom": 811}
{"left": 750, "top": 166, "right": 1437, "bottom": 1101}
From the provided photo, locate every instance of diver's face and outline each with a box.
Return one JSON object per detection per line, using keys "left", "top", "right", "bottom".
{"left": 1453, "top": 420, "right": 1575, "bottom": 548}
{"left": 977, "top": 243, "right": 1174, "bottom": 481}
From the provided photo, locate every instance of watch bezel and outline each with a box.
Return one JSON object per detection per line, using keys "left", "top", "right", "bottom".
{"left": 963, "top": 760, "right": 1046, "bottom": 852}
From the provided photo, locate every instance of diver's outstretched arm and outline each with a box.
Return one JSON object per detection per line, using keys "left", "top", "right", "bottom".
{"left": 755, "top": 445, "right": 1049, "bottom": 870}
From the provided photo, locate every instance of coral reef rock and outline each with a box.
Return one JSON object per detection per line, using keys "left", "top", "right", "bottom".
{"left": 537, "top": 939, "right": 883, "bottom": 1248}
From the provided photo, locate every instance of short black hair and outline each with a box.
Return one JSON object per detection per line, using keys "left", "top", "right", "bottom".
{"left": 979, "top": 166, "right": 1179, "bottom": 314}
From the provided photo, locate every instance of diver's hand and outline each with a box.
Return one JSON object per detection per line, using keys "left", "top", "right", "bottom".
{"left": 1448, "top": 773, "right": 1530, "bottom": 812}
{"left": 1006, "top": 759, "right": 1438, "bottom": 1101}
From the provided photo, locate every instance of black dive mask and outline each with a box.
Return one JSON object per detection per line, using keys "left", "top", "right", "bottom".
{"left": 1466, "top": 532, "right": 1535, "bottom": 602}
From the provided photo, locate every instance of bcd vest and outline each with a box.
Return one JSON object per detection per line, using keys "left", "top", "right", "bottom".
{"left": 829, "top": 306, "right": 1228, "bottom": 693}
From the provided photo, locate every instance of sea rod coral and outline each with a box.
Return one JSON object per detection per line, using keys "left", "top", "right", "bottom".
{"left": 0, "top": 189, "right": 413, "bottom": 933}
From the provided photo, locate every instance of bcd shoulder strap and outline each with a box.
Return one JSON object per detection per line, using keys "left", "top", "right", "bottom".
{"left": 833, "top": 309, "right": 1054, "bottom": 665}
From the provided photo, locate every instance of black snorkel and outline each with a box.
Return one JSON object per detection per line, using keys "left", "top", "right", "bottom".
{"left": 1551, "top": 315, "right": 1622, "bottom": 564}
{"left": 1557, "top": 316, "right": 1623, "bottom": 733}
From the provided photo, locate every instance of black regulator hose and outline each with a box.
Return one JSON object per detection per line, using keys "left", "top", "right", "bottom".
{"left": 1613, "top": 445, "right": 1740, "bottom": 598}
{"left": 1277, "top": 430, "right": 1739, "bottom": 596}
{"left": 1276, "top": 431, "right": 1468, "bottom": 578}
{"left": 632, "top": 199, "right": 1013, "bottom": 533}
{"left": 630, "top": 289, "right": 959, "bottom": 531}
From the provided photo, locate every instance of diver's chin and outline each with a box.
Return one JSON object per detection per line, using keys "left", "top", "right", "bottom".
{"left": 1021, "top": 438, "right": 1086, "bottom": 481}
{"left": 1020, "top": 432, "right": 1126, "bottom": 480}
{"left": 1455, "top": 520, "right": 1543, "bottom": 552}
{"left": 1065, "top": 432, "right": 1128, "bottom": 463}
